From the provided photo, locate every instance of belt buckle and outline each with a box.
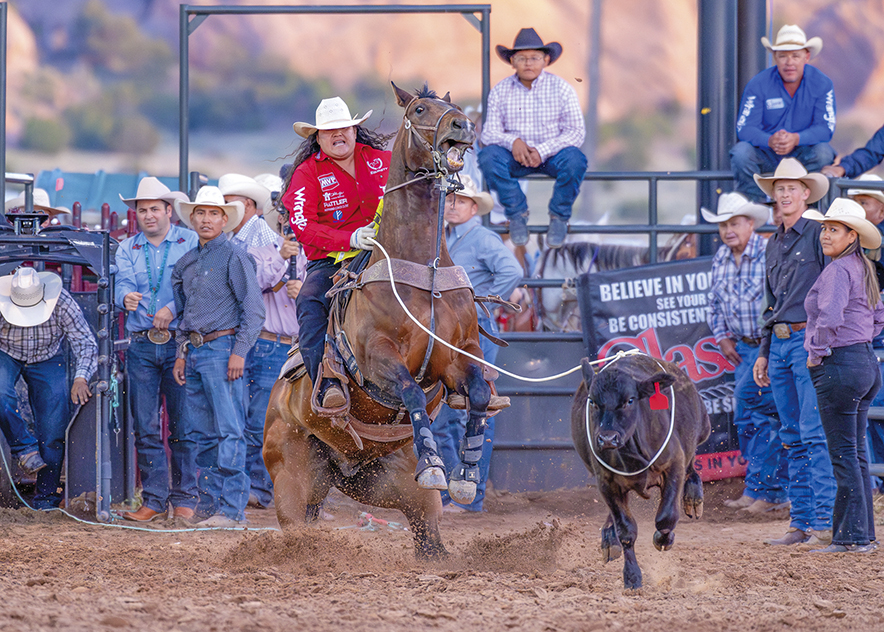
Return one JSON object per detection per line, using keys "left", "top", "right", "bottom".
{"left": 773, "top": 323, "right": 791, "bottom": 340}
{"left": 148, "top": 328, "right": 172, "bottom": 345}
{"left": 189, "top": 332, "right": 204, "bottom": 348}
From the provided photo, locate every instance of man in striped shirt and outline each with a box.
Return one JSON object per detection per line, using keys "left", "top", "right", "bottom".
{"left": 478, "top": 28, "right": 587, "bottom": 249}
{"left": 705, "top": 192, "right": 787, "bottom": 516}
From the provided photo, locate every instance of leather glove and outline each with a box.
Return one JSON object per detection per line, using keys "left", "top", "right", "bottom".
{"left": 350, "top": 225, "right": 376, "bottom": 250}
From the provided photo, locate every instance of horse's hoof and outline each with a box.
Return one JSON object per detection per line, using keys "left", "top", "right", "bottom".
{"left": 653, "top": 529, "right": 675, "bottom": 551}
{"left": 417, "top": 467, "right": 448, "bottom": 490}
{"left": 448, "top": 480, "right": 477, "bottom": 505}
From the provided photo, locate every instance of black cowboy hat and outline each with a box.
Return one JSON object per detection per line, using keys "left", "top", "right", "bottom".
{"left": 496, "top": 28, "right": 563, "bottom": 65}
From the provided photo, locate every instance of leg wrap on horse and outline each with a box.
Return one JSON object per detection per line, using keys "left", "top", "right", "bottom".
{"left": 411, "top": 411, "right": 447, "bottom": 489}
{"left": 449, "top": 411, "right": 486, "bottom": 505}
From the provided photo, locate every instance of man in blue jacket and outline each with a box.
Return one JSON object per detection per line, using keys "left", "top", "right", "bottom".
{"left": 822, "top": 126, "right": 884, "bottom": 179}
{"left": 730, "top": 25, "right": 836, "bottom": 202}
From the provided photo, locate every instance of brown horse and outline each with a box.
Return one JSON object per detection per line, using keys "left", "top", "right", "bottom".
{"left": 264, "top": 84, "right": 486, "bottom": 558}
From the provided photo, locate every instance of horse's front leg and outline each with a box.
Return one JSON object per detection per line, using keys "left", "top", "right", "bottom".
{"left": 388, "top": 364, "right": 447, "bottom": 490}
{"left": 448, "top": 363, "right": 490, "bottom": 505}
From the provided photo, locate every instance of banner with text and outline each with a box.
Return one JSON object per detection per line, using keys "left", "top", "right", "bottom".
{"left": 577, "top": 256, "right": 744, "bottom": 481}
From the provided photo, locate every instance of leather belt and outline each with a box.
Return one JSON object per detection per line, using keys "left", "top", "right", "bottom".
{"left": 740, "top": 337, "right": 761, "bottom": 346}
{"left": 187, "top": 328, "right": 236, "bottom": 349}
{"left": 259, "top": 330, "right": 293, "bottom": 346}
{"left": 772, "top": 322, "right": 806, "bottom": 340}
{"left": 130, "top": 329, "right": 175, "bottom": 344}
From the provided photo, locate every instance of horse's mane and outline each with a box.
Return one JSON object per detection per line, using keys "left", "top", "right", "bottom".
{"left": 412, "top": 83, "right": 438, "bottom": 99}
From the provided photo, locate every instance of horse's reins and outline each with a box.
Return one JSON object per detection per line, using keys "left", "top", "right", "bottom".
{"left": 384, "top": 95, "right": 465, "bottom": 384}
{"left": 583, "top": 350, "right": 676, "bottom": 477}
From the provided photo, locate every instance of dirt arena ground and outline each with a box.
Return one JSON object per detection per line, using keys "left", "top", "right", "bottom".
{"left": 1, "top": 478, "right": 883, "bottom": 632}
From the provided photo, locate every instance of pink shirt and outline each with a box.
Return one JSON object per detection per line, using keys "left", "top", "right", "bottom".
{"left": 804, "top": 252, "right": 884, "bottom": 364}
{"left": 248, "top": 240, "right": 307, "bottom": 337}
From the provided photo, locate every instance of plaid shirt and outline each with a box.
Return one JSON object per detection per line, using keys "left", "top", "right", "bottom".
{"left": 480, "top": 70, "right": 585, "bottom": 162}
{"left": 229, "top": 215, "right": 279, "bottom": 249}
{"left": 0, "top": 289, "right": 98, "bottom": 379}
{"left": 708, "top": 232, "right": 768, "bottom": 342}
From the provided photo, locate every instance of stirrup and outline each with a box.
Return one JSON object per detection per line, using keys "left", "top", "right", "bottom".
{"left": 310, "top": 375, "right": 349, "bottom": 417}
{"left": 446, "top": 393, "right": 510, "bottom": 411}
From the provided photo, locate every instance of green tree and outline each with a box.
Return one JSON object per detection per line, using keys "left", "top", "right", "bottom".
{"left": 19, "top": 117, "right": 71, "bottom": 154}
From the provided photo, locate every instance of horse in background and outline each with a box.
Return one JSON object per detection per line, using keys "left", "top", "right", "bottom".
{"left": 533, "top": 233, "right": 696, "bottom": 332}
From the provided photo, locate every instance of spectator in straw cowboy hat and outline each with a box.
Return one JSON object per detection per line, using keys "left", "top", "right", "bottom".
{"left": 731, "top": 24, "right": 836, "bottom": 202}
{"left": 4, "top": 188, "right": 71, "bottom": 227}
{"left": 114, "top": 176, "right": 198, "bottom": 522}
{"left": 0, "top": 268, "right": 97, "bottom": 510}
{"left": 171, "top": 186, "right": 265, "bottom": 527}
{"left": 479, "top": 27, "right": 587, "bottom": 249}
{"left": 219, "top": 172, "right": 305, "bottom": 510}
{"left": 802, "top": 198, "right": 884, "bottom": 552}
{"left": 751, "top": 158, "right": 836, "bottom": 546}
{"left": 431, "top": 175, "right": 522, "bottom": 512}
{"left": 703, "top": 192, "right": 789, "bottom": 515}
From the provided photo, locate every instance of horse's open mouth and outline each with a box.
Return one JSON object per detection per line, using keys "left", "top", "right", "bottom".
{"left": 439, "top": 139, "right": 473, "bottom": 171}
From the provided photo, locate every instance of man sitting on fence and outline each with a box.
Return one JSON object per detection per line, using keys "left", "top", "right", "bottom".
{"left": 478, "top": 27, "right": 587, "bottom": 249}
{"left": 0, "top": 268, "right": 97, "bottom": 510}
{"left": 730, "top": 25, "right": 835, "bottom": 202}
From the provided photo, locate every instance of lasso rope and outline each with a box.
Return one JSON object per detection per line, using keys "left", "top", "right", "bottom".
{"left": 368, "top": 237, "right": 590, "bottom": 382}
{"left": 583, "top": 350, "right": 676, "bottom": 477}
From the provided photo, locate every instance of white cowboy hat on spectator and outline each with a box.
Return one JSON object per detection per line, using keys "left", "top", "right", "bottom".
{"left": 119, "top": 176, "right": 188, "bottom": 209}
{"left": 701, "top": 192, "right": 770, "bottom": 230}
{"left": 454, "top": 175, "right": 494, "bottom": 216}
{"left": 0, "top": 268, "right": 63, "bottom": 327}
{"left": 218, "top": 173, "right": 271, "bottom": 217}
{"left": 803, "top": 198, "right": 882, "bottom": 249}
{"left": 847, "top": 174, "right": 884, "bottom": 207}
{"left": 292, "top": 97, "right": 372, "bottom": 139}
{"left": 5, "top": 188, "right": 70, "bottom": 216}
{"left": 761, "top": 24, "right": 823, "bottom": 59}
{"left": 176, "top": 186, "right": 244, "bottom": 233}
{"left": 254, "top": 173, "right": 285, "bottom": 227}
{"left": 753, "top": 158, "right": 829, "bottom": 204}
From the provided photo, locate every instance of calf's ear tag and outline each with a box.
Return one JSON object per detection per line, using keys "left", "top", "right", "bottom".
{"left": 649, "top": 382, "right": 669, "bottom": 410}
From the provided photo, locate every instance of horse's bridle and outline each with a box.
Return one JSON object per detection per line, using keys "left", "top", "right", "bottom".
{"left": 384, "top": 95, "right": 470, "bottom": 384}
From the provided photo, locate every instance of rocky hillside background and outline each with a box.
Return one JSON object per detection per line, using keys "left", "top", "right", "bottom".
{"left": 6, "top": 0, "right": 884, "bottom": 218}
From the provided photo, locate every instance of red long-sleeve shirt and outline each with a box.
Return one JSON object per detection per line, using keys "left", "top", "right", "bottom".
{"left": 283, "top": 143, "right": 390, "bottom": 261}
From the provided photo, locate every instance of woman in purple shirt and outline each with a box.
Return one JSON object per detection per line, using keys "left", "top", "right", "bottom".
{"left": 803, "top": 198, "right": 884, "bottom": 553}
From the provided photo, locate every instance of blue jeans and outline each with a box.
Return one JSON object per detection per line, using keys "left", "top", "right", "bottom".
{"left": 810, "top": 343, "right": 880, "bottom": 545}
{"left": 767, "top": 329, "right": 835, "bottom": 531}
{"left": 431, "top": 314, "right": 499, "bottom": 511}
{"left": 185, "top": 335, "right": 249, "bottom": 521}
{"left": 733, "top": 341, "right": 788, "bottom": 503}
{"left": 296, "top": 258, "right": 340, "bottom": 384}
{"left": 0, "top": 350, "right": 69, "bottom": 509}
{"left": 244, "top": 337, "right": 291, "bottom": 507}
{"left": 729, "top": 141, "right": 835, "bottom": 202}
{"left": 127, "top": 336, "right": 198, "bottom": 512}
{"left": 478, "top": 145, "right": 588, "bottom": 220}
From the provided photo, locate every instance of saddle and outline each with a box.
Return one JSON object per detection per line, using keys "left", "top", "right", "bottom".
{"left": 289, "top": 253, "right": 513, "bottom": 447}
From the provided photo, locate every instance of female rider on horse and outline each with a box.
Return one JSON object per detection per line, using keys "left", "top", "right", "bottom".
{"left": 282, "top": 97, "right": 393, "bottom": 409}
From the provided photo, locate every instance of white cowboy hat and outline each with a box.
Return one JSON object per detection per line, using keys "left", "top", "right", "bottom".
{"left": 0, "top": 268, "right": 63, "bottom": 327}
{"left": 701, "top": 192, "right": 770, "bottom": 230}
{"left": 292, "top": 97, "right": 372, "bottom": 139}
{"left": 218, "top": 173, "right": 271, "bottom": 216}
{"left": 176, "top": 186, "right": 244, "bottom": 233}
{"left": 761, "top": 24, "right": 823, "bottom": 59}
{"left": 119, "top": 176, "right": 188, "bottom": 209}
{"left": 753, "top": 158, "right": 829, "bottom": 204}
{"left": 5, "top": 189, "right": 70, "bottom": 216}
{"left": 803, "top": 198, "right": 882, "bottom": 250}
{"left": 454, "top": 175, "right": 494, "bottom": 216}
{"left": 847, "top": 174, "right": 884, "bottom": 207}
{"left": 254, "top": 173, "right": 285, "bottom": 227}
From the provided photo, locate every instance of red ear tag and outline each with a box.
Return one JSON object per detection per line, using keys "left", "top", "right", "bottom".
{"left": 649, "top": 382, "right": 669, "bottom": 410}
